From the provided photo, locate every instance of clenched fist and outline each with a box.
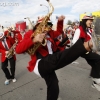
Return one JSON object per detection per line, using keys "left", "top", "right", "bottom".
{"left": 58, "top": 15, "right": 65, "bottom": 21}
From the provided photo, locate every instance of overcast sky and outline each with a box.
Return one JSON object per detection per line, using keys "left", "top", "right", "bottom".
{"left": 0, "top": 0, "right": 100, "bottom": 27}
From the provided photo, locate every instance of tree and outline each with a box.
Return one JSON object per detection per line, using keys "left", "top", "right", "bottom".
{"left": 67, "top": 20, "right": 72, "bottom": 25}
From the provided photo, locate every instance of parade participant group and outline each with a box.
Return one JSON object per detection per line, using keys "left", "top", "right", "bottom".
{"left": 0, "top": 1, "right": 100, "bottom": 100}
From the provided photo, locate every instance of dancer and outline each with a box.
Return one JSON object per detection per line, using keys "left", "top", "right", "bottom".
{"left": 15, "top": 15, "right": 92, "bottom": 100}
{"left": 72, "top": 13, "right": 100, "bottom": 91}
{"left": 0, "top": 31, "right": 17, "bottom": 85}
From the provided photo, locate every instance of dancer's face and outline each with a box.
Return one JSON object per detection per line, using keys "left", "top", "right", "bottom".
{"left": 86, "top": 19, "right": 93, "bottom": 28}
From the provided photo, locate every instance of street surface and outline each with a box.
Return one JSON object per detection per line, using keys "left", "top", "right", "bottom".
{"left": 0, "top": 53, "right": 100, "bottom": 100}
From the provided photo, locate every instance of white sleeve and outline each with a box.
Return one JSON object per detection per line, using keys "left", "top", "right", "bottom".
{"left": 72, "top": 29, "right": 80, "bottom": 44}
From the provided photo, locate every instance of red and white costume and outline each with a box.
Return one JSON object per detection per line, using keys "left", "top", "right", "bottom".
{"left": 72, "top": 26, "right": 92, "bottom": 44}
{"left": 0, "top": 36, "right": 16, "bottom": 62}
{"left": 16, "top": 20, "right": 63, "bottom": 75}
{"left": 15, "top": 31, "right": 25, "bottom": 42}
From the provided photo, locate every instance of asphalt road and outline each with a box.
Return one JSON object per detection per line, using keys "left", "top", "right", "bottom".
{"left": 0, "top": 53, "right": 100, "bottom": 100}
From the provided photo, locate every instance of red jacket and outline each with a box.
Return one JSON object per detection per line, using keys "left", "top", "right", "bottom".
{"left": 79, "top": 26, "right": 91, "bottom": 41}
{"left": 15, "top": 20, "right": 63, "bottom": 72}
{"left": 0, "top": 37, "right": 16, "bottom": 62}
{"left": 15, "top": 32, "right": 25, "bottom": 42}
{"left": 55, "top": 34, "right": 68, "bottom": 51}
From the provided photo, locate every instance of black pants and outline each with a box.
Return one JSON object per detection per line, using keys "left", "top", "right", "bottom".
{"left": 81, "top": 52, "right": 100, "bottom": 78}
{"left": 38, "top": 39, "right": 87, "bottom": 100}
{"left": 1, "top": 57, "right": 16, "bottom": 79}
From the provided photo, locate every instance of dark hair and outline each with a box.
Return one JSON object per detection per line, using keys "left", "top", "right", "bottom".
{"left": 79, "top": 19, "right": 88, "bottom": 32}
{"left": 33, "top": 22, "right": 53, "bottom": 31}
{"left": 33, "top": 23, "right": 40, "bottom": 31}
{"left": 47, "top": 22, "right": 53, "bottom": 27}
{"left": 2, "top": 26, "right": 4, "bottom": 29}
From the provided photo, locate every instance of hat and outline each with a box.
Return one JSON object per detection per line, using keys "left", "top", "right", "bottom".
{"left": 37, "top": 16, "right": 44, "bottom": 23}
{"left": 82, "top": 13, "right": 94, "bottom": 20}
{"left": 73, "top": 20, "right": 79, "bottom": 26}
{"left": 75, "top": 22, "right": 79, "bottom": 26}
{"left": 0, "top": 32, "right": 4, "bottom": 39}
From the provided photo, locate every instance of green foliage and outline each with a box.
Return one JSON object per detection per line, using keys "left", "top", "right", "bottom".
{"left": 67, "top": 20, "right": 72, "bottom": 25}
